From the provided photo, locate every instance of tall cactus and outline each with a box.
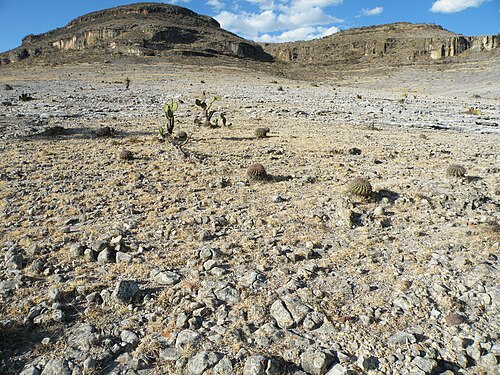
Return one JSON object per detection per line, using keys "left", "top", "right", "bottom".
{"left": 162, "top": 98, "right": 179, "bottom": 135}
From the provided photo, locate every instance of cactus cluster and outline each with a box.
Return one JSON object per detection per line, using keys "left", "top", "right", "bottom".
{"left": 347, "top": 177, "right": 372, "bottom": 197}
{"left": 161, "top": 98, "right": 179, "bottom": 137}
{"left": 195, "top": 94, "right": 231, "bottom": 128}
{"left": 247, "top": 164, "right": 268, "bottom": 181}
{"left": 446, "top": 164, "right": 467, "bottom": 178}
{"left": 119, "top": 149, "right": 134, "bottom": 160}
{"left": 19, "top": 93, "right": 33, "bottom": 102}
{"left": 255, "top": 127, "right": 270, "bottom": 138}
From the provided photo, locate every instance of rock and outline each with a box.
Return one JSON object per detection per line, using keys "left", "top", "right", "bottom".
{"left": 40, "top": 359, "right": 71, "bottom": 375}
{"left": 325, "top": 364, "right": 348, "bottom": 375}
{"left": 478, "top": 353, "right": 498, "bottom": 368}
{"left": 300, "top": 349, "right": 335, "bottom": 375}
{"left": 387, "top": 331, "right": 417, "bottom": 345}
{"left": 120, "top": 330, "right": 139, "bottom": 345}
{"left": 69, "top": 243, "right": 85, "bottom": 257}
{"left": 356, "top": 355, "right": 379, "bottom": 371}
{"left": 150, "top": 269, "right": 181, "bottom": 285}
{"left": 444, "top": 313, "right": 464, "bottom": 326}
{"left": 97, "top": 248, "right": 115, "bottom": 264}
{"left": 5, "top": 253, "right": 23, "bottom": 269}
{"left": 213, "top": 356, "right": 233, "bottom": 375}
{"left": 270, "top": 300, "right": 294, "bottom": 329}
{"left": 19, "top": 365, "right": 41, "bottom": 375}
{"left": 115, "top": 251, "right": 132, "bottom": 263}
{"left": 186, "top": 351, "right": 221, "bottom": 375}
{"left": 214, "top": 284, "right": 240, "bottom": 304}
{"left": 243, "top": 355, "right": 281, "bottom": 375}
{"left": 48, "top": 288, "right": 61, "bottom": 302}
{"left": 159, "top": 347, "right": 181, "bottom": 361}
{"left": 175, "top": 329, "right": 201, "bottom": 349}
{"left": 112, "top": 280, "right": 139, "bottom": 303}
{"left": 0, "top": 280, "right": 16, "bottom": 294}
{"left": 411, "top": 357, "right": 437, "bottom": 373}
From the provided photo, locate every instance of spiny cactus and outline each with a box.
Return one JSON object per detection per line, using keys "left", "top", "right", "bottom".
{"left": 255, "top": 127, "right": 270, "bottom": 138}
{"left": 172, "top": 131, "right": 189, "bottom": 146}
{"left": 195, "top": 94, "right": 231, "bottom": 128}
{"left": 124, "top": 77, "right": 131, "bottom": 90}
{"left": 19, "top": 93, "right": 33, "bottom": 102}
{"left": 446, "top": 164, "right": 467, "bottom": 178}
{"left": 95, "top": 126, "right": 115, "bottom": 137}
{"left": 161, "top": 98, "right": 179, "bottom": 137}
{"left": 347, "top": 177, "right": 372, "bottom": 197}
{"left": 247, "top": 164, "right": 268, "bottom": 181}
{"left": 119, "top": 149, "right": 134, "bottom": 160}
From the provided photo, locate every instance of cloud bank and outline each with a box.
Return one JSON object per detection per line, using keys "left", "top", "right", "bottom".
{"left": 430, "top": 0, "right": 487, "bottom": 13}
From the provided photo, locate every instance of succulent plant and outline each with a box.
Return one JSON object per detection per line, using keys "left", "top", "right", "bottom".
{"left": 446, "top": 164, "right": 467, "bottom": 178}
{"left": 4, "top": 84, "right": 13, "bottom": 91}
{"left": 247, "top": 163, "right": 268, "bottom": 181}
{"left": 347, "top": 177, "right": 372, "bottom": 197}
{"left": 195, "top": 94, "right": 231, "bottom": 128}
{"left": 95, "top": 126, "right": 115, "bottom": 137}
{"left": 19, "top": 93, "right": 33, "bottom": 102}
{"left": 119, "top": 149, "right": 134, "bottom": 160}
{"left": 172, "top": 130, "right": 188, "bottom": 146}
{"left": 161, "top": 98, "right": 179, "bottom": 137}
{"left": 255, "top": 127, "right": 270, "bottom": 138}
{"left": 124, "top": 77, "right": 131, "bottom": 90}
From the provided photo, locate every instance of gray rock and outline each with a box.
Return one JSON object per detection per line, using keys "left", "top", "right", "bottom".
{"left": 270, "top": 300, "right": 294, "bottom": 329}
{"left": 0, "top": 280, "right": 16, "bottom": 294}
{"left": 356, "top": 355, "right": 379, "bottom": 371}
{"left": 48, "top": 288, "right": 61, "bottom": 302}
{"left": 120, "top": 330, "right": 139, "bottom": 345}
{"left": 478, "top": 353, "right": 498, "bottom": 368}
{"left": 5, "top": 254, "right": 23, "bottom": 269}
{"left": 69, "top": 243, "right": 85, "bottom": 257}
{"left": 243, "top": 355, "right": 281, "bottom": 375}
{"left": 325, "top": 364, "right": 348, "bottom": 375}
{"left": 97, "top": 248, "right": 115, "bottom": 264}
{"left": 159, "top": 347, "right": 180, "bottom": 361}
{"left": 175, "top": 329, "right": 201, "bottom": 349}
{"left": 214, "top": 284, "right": 240, "bottom": 304}
{"left": 112, "top": 280, "right": 139, "bottom": 303}
{"left": 186, "top": 351, "right": 221, "bottom": 375}
{"left": 68, "top": 324, "right": 96, "bottom": 351}
{"left": 213, "top": 356, "right": 233, "bottom": 375}
{"left": 40, "top": 359, "right": 71, "bottom": 375}
{"left": 300, "top": 349, "right": 335, "bottom": 375}
{"left": 387, "top": 331, "right": 417, "bottom": 345}
{"left": 115, "top": 251, "right": 132, "bottom": 263}
{"left": 411, "top": 357, "right": 437, "bottom": 373}
{"left": 19, "top": 365, "right": 41, "bottom": 375}
{"left": 150, "top": 269, "right": 181, "bottom": 285}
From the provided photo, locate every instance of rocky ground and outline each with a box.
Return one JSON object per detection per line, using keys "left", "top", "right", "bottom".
{"left": 0, "top": 58, "right": 499, "bottom": 375}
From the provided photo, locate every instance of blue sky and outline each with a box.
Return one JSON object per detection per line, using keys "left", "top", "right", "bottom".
{"left": 0, "top": 0, "right": 498, "bottom": 52}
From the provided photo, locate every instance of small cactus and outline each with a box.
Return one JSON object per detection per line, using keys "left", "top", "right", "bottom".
{"left": 446, "top": 164, "right": 466, "bottom": 178}
{"left": 255, "top": 127, "right": 270, "bottom": 138}
{"left": 19, "top": 93, "right": 33, "bottom": 102}
{"left": 95, "top": 126, "right": 115, "bottom": 137}
{"left": 247, "top": 164, "right": 268, "bottom": 181}
{"left": 347, "top": 177, "right": 372, "bottom": 197}
{"left": 173, "top": 131, "right": 188, "bottom": 145}
{"left": 119, "top": 149, "right": 134, "bottom": 160}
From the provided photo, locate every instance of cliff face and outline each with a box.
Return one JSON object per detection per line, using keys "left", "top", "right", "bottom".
{"left": 0, "top": 2, "right": 273, "bottom": 64}
{"left": 262, "top": 23, "right": 499, "bottom": 65}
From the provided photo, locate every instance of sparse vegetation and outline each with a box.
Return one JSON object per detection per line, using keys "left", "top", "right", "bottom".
{"left": 124, "top": 76, "right": 131, "bottom": 89}
{"left": 466, "top": 107, "right": 481, "bottom": 115}
{"left": 159, "top": 98, "right": 179, "bottom": 139}
{"left": 119, "top": 149, "right": 134, "bottom": 160}
{"left": 347, "top": 177, "right": 372, "bottom": 197}
{"left": 194, "top": 93, "right": 232, "bottom": 128}
{"left": 247, "top": 163, "right": 268, "bottom": 180}
{"left": 18, "top": 93, "right": 33, "bottom": 101}
{"left": 255, "top": 127, "right": 270, "bottom": 138}
{"left": 446, "top": 164, "right": 467, "bottom": 178}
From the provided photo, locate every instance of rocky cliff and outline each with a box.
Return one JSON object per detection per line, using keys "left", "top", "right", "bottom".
{"left": 262, "top": 23, "right": 499, "bottom": 65}
{"left": 0, "top": 2, "right": 273, "bottom": 64}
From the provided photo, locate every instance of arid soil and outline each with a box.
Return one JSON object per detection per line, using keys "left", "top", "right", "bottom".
{"left": 0, "top": 59, "right": 498, "bottom": 375}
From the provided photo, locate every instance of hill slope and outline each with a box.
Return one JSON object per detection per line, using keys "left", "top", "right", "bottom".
{"left": 0, "top": 2, "right": 273, "bottom": 64}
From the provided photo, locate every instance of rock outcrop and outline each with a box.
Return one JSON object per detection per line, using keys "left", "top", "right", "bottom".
{"left": 0, "top": 2, "right": 273, "bottom": 64}
{"left": 262, "top": 23, "right": 499, "bottom": 65}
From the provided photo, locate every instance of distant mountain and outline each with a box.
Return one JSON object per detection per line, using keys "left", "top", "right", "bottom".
{"left": 0, "top": 2, "right": 273, "bottom": 64}
{"left": 262, "top": 22, "right": 499, "bottom": 66}
{"left": 0, "top": 3, "right": 498, "bottom": 67}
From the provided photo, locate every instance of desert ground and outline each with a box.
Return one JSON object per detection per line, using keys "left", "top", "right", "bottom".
{"left": 0, "top": 58, "right": 499, "bottom": 375}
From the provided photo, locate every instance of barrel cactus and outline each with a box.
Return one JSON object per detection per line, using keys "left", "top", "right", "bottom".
{"left": 247, "top": 164, "right": 268, "bottom": 181}
{"left": 347, "top": 177, "right": 372, "bottom": 197}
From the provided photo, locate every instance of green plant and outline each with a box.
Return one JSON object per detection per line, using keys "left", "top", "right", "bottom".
{"left": 19, "top": 93, "right": 33, "bottom": 102}
{"left": 347, "top": 177, "right": 372, "bottom": 197}
{"left": 247, "top": 163, "right": 268, "bottom": 181}
{"left": 255, "top": 127, "right": 270, "bottom": 138}
{"left": 194, "top": 94, "right": 232, "bottom": 128}
{"left": 466, "top": 107, "right": 481, "bottom": 115}
{"left": 124, "top": 77, "right": 131, "bottom": 90}
{"left": 160, "top": 98, "right": 179, "bottom": 138}
{"left": 446, "top": 164, "right": 466, "bottom": 178}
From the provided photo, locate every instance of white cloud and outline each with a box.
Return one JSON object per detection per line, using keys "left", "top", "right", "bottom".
{"left": 258, "top": 25, "right": 339, "bottom": 42}
{"left": 164, "top": 0, "right": 191, "bottom": 4}
{"left": 206, "top": 0, "right": 225, "bottom": 10}
{"left": 215, "top": 0, "right": 343, "bottom": 41}
{"left": 430, "top": 0, "right": 487, "bottom": 13}
{"left": 358, "top": 6, "right": 384, "bottom": 17}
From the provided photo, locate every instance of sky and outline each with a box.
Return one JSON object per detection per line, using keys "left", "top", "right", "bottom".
{"left": 0, "top": 0, "right": 498, "bottom": 52}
